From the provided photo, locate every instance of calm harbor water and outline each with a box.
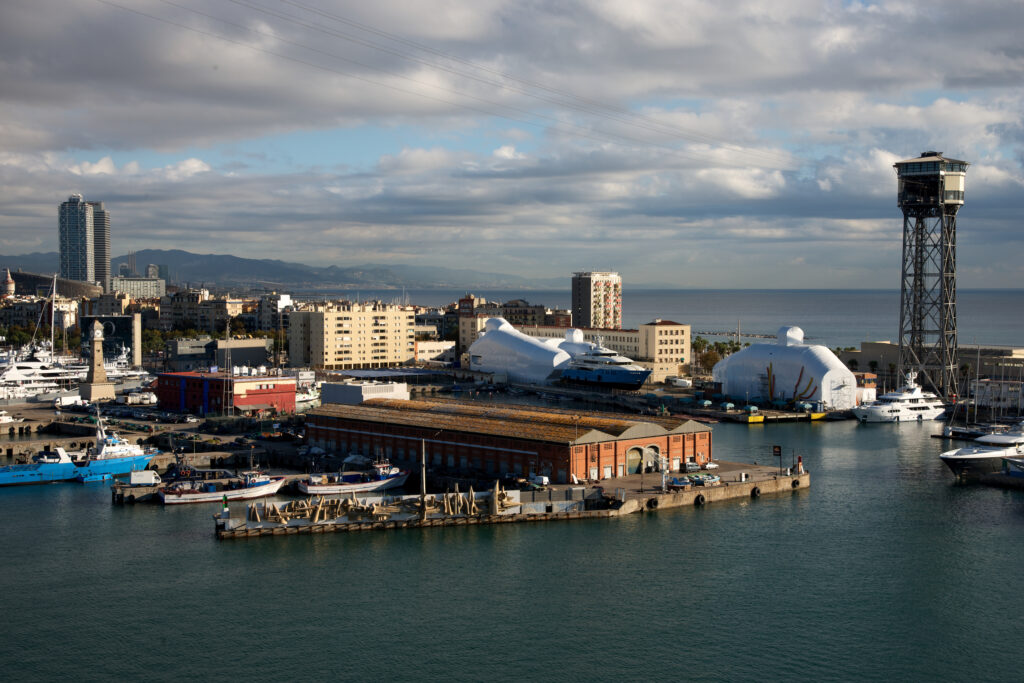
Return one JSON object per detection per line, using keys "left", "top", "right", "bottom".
{"left": 1, "top": 289, "right": 1022, "bottom": 680}
{"left": 0, "top": 422, "right": 1021, "bottom": 681}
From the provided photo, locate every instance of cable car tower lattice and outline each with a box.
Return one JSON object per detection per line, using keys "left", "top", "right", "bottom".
{"left": 894, "top": 151, "right": 969, "bottom": 399}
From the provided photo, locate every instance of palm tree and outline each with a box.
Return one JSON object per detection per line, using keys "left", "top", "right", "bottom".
{"left": 691, "top": 336, "right": 708, "bottom": 375}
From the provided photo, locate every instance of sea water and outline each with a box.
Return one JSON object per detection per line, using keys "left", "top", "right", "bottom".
{"left": 303, "top": 287, "right": 1024, "bottom": 348}
{"left": 0, "top": 422, "right": 1019, "bottom": 681}
{"left": 0, "top": 290, "right": 1021, "bottom": 681}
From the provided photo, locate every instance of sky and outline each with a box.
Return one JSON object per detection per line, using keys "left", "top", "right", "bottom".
{"left": 0, "top": 0, "right": 1022, "bottom": 288}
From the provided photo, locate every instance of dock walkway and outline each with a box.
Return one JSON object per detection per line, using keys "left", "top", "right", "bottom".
{"left": 215, "top": 461, "right": 809, "bottom": 539}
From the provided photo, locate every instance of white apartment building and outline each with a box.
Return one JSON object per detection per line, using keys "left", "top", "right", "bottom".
{"left": 571, "top": 271, "right": 622, "bottom": 330}
{"left": 288, "top": 301, "right": 416, "bottom": 370}
{"left": 112, "top": 276, "right": 166, "bottom": 299}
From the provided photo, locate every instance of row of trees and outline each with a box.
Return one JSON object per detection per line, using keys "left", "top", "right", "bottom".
{"left": 691, "top": 336, "right": 749, "bottom": 374}
{"left": 141, "top": 326, "right": 283, "bottom": 356}
{"left": 0, "top": 325, "right": 81, "bottom": 353}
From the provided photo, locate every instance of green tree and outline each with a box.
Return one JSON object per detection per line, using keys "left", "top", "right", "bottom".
{"left": 142, "top": 329, "right": 165, "bottom": 355}
{"left": 701, "top": 349, "right": 721, "bottom": 374}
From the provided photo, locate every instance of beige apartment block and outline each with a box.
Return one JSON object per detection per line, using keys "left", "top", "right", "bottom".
{"left": 289, "top": 301, "right": 415, "bottom": 369}
{"left": 458, "top": 314, "right": 490, "bottom": 354}
{"left": 519, "top": 318, "right": 690, "bottom": 383}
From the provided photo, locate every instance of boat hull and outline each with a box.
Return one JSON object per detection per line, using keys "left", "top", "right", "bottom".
{"left": 0, "top": 454, "right": 153, "bottom": 487}
{"left": 851, "top": 407, "right": 945, "bottom": 423}
{"left": 160, "top": 477, "right": 287, "bottom": 505}
{"left": 939, "top": 447, "right": 1021, "bottom": 479}
{"left": 559, "top": 368, "right": 652, "bottom": 391}
{"left": 299, "top": 472, "right": 409, "bottom": 496}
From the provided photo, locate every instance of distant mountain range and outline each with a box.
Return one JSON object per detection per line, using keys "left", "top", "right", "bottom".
{"left": 0, "top": 250, "right": 568, "bottom": 291}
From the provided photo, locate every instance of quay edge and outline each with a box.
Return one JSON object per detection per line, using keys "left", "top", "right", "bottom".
{"left": 214, "top": 471, "right": 809, "bottom": 540}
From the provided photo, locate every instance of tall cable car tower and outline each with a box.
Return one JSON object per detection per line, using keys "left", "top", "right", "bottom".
{"left": 894, "top": 151, "right": 969, "bottom": 398}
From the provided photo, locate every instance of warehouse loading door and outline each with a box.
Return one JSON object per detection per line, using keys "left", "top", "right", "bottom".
{"left": 627, "top": 447, "right": 642, "bottom": 474}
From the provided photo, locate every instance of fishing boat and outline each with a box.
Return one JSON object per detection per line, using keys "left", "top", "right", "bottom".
{"left": 0, "top": 410, "right": 25, "bottom": 425}
{"left": 0, "top": 409, "right": 157, "bottom": 486}
{"left": 159, "top": 470, "right": 287, "bottom": 505}
{"left": 298, "top": 460, "right": 410, "bottom": 495}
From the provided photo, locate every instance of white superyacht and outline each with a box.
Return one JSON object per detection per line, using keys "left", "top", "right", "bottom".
{"left": 851, "top": 372, "right": 946, "bottom": 423}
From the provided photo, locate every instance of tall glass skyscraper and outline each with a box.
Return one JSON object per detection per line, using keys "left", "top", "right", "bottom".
{"left": 59, "top": 194, "right": 94, "bottom": 283}
{"left": 88, "top": 201, "right": 110, "bottom": 293}
{"left": 58, "top": 194, "right": 110, "bottom": 292}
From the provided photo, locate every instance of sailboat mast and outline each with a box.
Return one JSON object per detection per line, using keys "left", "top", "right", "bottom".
{"left": 50, "top": 275, "right": 56, "bottom": 355}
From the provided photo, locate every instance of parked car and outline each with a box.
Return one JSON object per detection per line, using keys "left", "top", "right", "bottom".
{"left": 703, "top": 462, "right": 720, "bottom": 470}
{"left": 684, "top": 462, "right": 701, "bottom": 473}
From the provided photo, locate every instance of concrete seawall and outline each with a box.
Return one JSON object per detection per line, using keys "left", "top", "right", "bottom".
{"left": 640, "top": 472, "right": 810, "bottom": 511}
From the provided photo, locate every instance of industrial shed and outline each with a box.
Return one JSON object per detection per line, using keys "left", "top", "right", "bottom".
{"left": 305, "top": 399, "right": 713, "bottom": 484}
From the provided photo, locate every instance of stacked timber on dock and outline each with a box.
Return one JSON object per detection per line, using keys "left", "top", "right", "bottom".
{"left": 216, "top": 485, "right": 644, "bottom": 539}
{"left": 215, "top": 471, "right": 810, "bottom": 539}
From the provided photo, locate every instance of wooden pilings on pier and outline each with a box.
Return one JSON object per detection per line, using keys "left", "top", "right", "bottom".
{"left": 217, "top": 506, "right": 633, "bottom": 539}
{"left": 215, "top": 472, "right": 810, "bottom": 540}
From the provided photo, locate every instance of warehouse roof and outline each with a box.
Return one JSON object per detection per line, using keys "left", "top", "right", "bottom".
{"left": 309, "top": 398, "right": 710, "bottom": 445}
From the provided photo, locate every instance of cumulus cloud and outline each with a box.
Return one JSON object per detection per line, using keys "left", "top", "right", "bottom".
{"left": 0, "top": 0, "right": 1022, "bottom": 287}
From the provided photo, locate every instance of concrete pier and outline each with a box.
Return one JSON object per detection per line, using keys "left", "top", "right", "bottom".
{"left": 215, "top": 461, "right": 809, "bottom": 539}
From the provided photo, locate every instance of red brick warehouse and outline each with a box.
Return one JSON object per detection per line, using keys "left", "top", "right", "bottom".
{"left": 306, "top": 399, "right": 712, "bottom": 484}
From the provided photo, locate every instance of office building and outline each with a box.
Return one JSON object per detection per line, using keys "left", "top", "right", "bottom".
{"left": 58, "top": 194, "right": 112, "bottom": 292}
{"left": 89, "top": 201, "right": 110, "bottom": 292}
{"left": 58, "top": 194, "right": 94, "bottom": 284}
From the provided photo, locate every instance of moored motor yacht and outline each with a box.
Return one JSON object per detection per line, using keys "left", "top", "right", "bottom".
{"left": 851, "top": 372, "right": 946, "bottom": 423}
{"left": 939, "top": 442, "right": 1024, "bottom": 479}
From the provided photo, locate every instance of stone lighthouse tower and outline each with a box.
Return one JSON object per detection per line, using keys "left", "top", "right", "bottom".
{"left": 80, "top": 320, "right": 115, "bottom": 402}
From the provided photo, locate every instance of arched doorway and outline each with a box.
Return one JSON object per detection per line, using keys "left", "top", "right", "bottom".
{"left": 643, "top": 445, "right": 661, "bottom": 471}
{"left": 626, "top": 447, "right": 643, "bottom": 474}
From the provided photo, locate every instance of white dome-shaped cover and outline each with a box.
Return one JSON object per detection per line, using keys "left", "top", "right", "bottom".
{"left": 779, "top": 326, "right": 804, "bottom": 346}
{"left": 469, "top": 318, "right": 571, "bottom": 384}
{"left": 713, "top": 325, "right": 856, "bottom": 409}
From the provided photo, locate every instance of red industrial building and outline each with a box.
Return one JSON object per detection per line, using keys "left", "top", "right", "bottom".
{"left": 156, "top": 372, "right": 296, "bottom": 416}
{"left": 306, "top": 399, "right": 712, "bottom": 484}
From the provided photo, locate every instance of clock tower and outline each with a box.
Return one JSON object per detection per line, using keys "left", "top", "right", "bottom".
{"left": 80, "top": 320, "right": 115, "bottom": 402}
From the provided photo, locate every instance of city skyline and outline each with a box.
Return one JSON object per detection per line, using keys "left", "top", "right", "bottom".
{"left": 1, "top": 1, "right": 1023, "bottom": 288}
